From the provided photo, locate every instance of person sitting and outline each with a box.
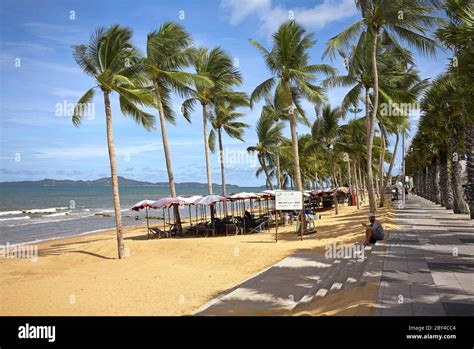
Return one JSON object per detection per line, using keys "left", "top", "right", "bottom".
{"left": 244, "top": 210, "right": 252, "bottom": 221}
{"left": 361, "top": 212, "right": 384, "bottom": 246}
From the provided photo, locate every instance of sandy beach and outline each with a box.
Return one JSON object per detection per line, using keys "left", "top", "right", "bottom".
{"left": 0, "top": 200, "right": 396, "bottom": 316}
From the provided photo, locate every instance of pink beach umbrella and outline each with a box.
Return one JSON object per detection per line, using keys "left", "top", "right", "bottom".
{"left": 131, "top": 199, "right": 156, "bottom": 231}
{"left": 150, "top": 196, "right": 186, "bottom": 209}
{"left": 131, "top": 200, "right": 156, "bottom": 211}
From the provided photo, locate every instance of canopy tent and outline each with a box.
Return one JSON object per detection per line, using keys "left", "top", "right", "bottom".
{"left": 150, "top": 196, "right": 186, "bottom": 209}
{"left": 196, "top": 195, "right": 225, "bottom": 206}
{"left": 131, "top": 199, "right": 156, "bottom": 233}
{"left": 180, "top": 195, "right": 203, "bottom": 227}
{"left": 260, "top": 189, "right": 276, "bottom": 196}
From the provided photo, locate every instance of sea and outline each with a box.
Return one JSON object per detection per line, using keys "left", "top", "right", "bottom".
{"left": 0, "top": 185, "right": 263, "bottom": 245}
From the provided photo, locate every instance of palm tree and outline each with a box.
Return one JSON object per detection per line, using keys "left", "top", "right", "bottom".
{"left": 407, "top": 74, "right": 469, "bottom": 214}
{"left": 72, "top": 25, "right": 155, "bottom": 259}
{"left": 247, "top": 110, "right": 283, "bottom": 190}
{"left": 182, "top": 47, "right": 246, "bottom": 195}
{"left": 323, "top": 0, "right": 442, "bottom": 212}
{"left": 310, "top": 105, "right": 346, "bottom": 214}
{"left": 209, "top": 100, "right": 249, "bottom": 197}
{"left": 339, "top": 118, "right": 368, "bottom": 209}
{"left": 376, "top": 62, "right": 428, "bottom": 206}
{"left": 437, "top": 0, "right": 474, "bottom": 218}
{"left": 143, "top": 22, "right": 210, "bottom": 233}
{"left": 250, "top": 20, "right": 336, "bottom": 191}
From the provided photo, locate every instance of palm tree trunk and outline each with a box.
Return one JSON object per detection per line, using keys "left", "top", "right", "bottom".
{"left": 103, "top": 91, "right": 125, "bottom": 259}
{"left": 430, "top": 157, "right": 440, "bottom": 204}
{"left": 439, "top": 149, "right": 453, "bottom": 209}
{"left": 451, "top": 129, "right": 469, "bottom": 213}
{"left": 217, "top": 127, "right": 228, "bottom": 216}
{"left": 353, "top": 160, "right": 360, "bottom": 209}
{"left": 464, "top": 123, "right": 474, "bottom": 219}
{"left": 375, "top": 173, "right": 380, "bottom": 200}
{"left": 358, "top": 162, "right": 365, "bottom": 199}
{"left": 347, "top": 157, "right": 352, "bottom": 198}
{"left": 365, "top": 87, "right": 376, "bottom": 213}
{"left": 380, "top": 131, "right": 399, "bottom": 207}
{"left": 366, "top": 29, "right": 379, "bottom": 213}
{"left": 155, "top": 85, "right": 182, "bottom": 233}
{"left": 378, "top": 123, "right": 386, "bottom": 202}
{"left": 202, "top": 103, "right": 213, "bottom": 195}
{"left": 258, "top": 154, "right": 274, "bottom": 190}
{"left": 423, "top": 167, "right": 428, "bottom": 199}
{"left": 276, "top": 153, "right": 282, "bottom": 190}
{"left": 330, "top": 155, "right": 339, "bottom": 215}
{"left": 289, "top": 114, "right": 303, "bottom": 191}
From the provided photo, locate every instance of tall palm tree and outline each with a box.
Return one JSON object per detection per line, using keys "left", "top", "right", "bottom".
{"left": 250, "top": 20, "right": 336, "bottom": 191}
{"left": 310, "top": 105, "right": 346, "bottom": 214}
{"left": 325, "top": 41, "right": 426, "bottom": 205}
{"left": 247, "top": 110, "right": 283, "bottom": 190}
{"left": 407, "top": 74, "right": 469, "bottom": 214}
{"left": 182, "top": 47, "right": 246, "bottom": 195}
{"left": 338, "top": 118, "right": 368, "bottom": 209}
{"left": 144, "top": 22, "right": 210, "bottom": 233}
{"left": 437, "top": 0, "right": 474, "bottom": 218}
{"left": 72, "top": 25, "right": 155, "bottom": 259}
{"left": 209, "top": 100, "right": 249, "bottom": 196}
{"left": 323, "top": 0, "right": 442, "bottom": 212}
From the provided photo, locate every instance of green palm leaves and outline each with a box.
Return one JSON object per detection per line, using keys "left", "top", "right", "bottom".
{"left": 72, "top": 25, "right": 155, "bottom": 129}
{"left": 250, "top": 20, "right": 336, "bottom": 191}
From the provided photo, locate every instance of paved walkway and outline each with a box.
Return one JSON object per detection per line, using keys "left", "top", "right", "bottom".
{"left": 376, "top": 195, "right": 474, "bottom": 316}
{"left": 195, "top": 196, "right": 473, "bottom": 316}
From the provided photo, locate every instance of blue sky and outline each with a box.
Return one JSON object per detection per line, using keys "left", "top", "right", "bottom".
{"left": 0, "top": 0, "right": 450, "bottom": 186}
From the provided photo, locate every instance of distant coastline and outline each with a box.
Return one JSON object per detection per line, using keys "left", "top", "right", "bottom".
{"left": 0, "top": 176, "right": 265, "bottom": 189}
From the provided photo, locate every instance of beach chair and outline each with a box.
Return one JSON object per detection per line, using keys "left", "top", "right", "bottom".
{"left": 248, "top": 219, "right": 268, "bottom": 234}
{"left": 224, "top": 223, "right": 238, "bottom": 236}
{"left": 294, "top": 221, "right": 317, "bottom": 235}
{"left": 194, "top": 222, "right": 215, "bottom": 237}
{"left": 148, "top": 227, "right": 170, "bottom": 239}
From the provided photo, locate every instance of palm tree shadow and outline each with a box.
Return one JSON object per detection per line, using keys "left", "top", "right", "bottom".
{"left": 38, "top": 240, "right": 114, "bottom": 260}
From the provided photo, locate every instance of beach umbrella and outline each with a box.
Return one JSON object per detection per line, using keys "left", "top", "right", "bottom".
{"left": 131, "top": 200, "right": 156, "bottom": 233}
{"left": 131, "top": 200, "right": 156, "bottom": 211}
{"left": 150, "top": 196, "right": 186, "bottom": 209}
{"left": 260, "top": 189, "right": 276, "bottom": 196}
{"left": 181, "top": 195, "right": 203, "bottom": 205}
{"left": 196, "top": 195, "right": 225, "bottom": 233}
{"left": 181, "top": 195, "right": 203, "bottom": 226}
{"left": 196, "top": 194, "right": 225, "bottom": 206}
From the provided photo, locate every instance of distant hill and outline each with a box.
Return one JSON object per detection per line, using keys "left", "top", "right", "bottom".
{"left": 0, "top": 176, "right": 264, "bottom": 189}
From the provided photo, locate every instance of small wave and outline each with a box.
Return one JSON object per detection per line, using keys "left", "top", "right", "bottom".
{"left": 0, "top": 216, "right": 31, "bottom": 222}
{"left": 41, "top": 212, "right": 70, "bottom": 217}
{"left": 0, "top": 210, "right": 23, "bottom": 216}
{"left": 23, "top": 207, "right": 68, "bottom": 214}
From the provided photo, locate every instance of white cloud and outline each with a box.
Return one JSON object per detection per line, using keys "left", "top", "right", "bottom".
{"left": 32, "top": 140, "right": 211, "bottom": 160}
{"left": 23, "top": 22, "right": 87, "bottom": 46}
{"left": 221, "top": 0, "right": 271, "bottom": 25}
{"left": 221, "top": 0, "right": 358, "bottom": 34}
{"left": 1, "top": 42, "right": 53, "bottom": 54}
{"left": 51, "top": 87, "right": 85, "bottom": 98}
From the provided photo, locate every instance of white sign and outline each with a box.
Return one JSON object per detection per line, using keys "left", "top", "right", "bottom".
{"left": 275, "top": 191, "right": 303, "bottom": 210}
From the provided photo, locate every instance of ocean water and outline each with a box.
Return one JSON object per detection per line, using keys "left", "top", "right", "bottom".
{"left": 0, "top": 185, "right": 262, "bottom": 245}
